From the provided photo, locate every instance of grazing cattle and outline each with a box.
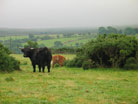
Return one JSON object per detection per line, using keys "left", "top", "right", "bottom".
{"left": 52, "top": 55, "right": 66, "bottom": 68}
{"left": 20, "top": 47, "right": 52, "bottom": 73}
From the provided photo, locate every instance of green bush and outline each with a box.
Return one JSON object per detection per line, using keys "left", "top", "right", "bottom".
{"left": 123, "top": 64, "right": 138, "bottom": 70}
{"left": 82, "top": 61, "right": 91, "bottom": 70}
{"left": 64, "top": 57, "right": 84, "bottom": 68}
{"left": 125, "top": 57, "right": 136, "bottom": 64}
{"left": 65, "top": 60, "right": 76, "bottom": 67}
{"left": 54, "top": 63, "right": 60, "bottom": 68}
{"left": 0, "top": 43, "right": 20, "bottom": 72}
{"left": 65, "top": 34, "right": 138, "bottom": 70}
{"left": 75, "top": 59, "right": 82, "bottom": 67}
{"left": 123, "top": 57, "right": 138, "bottom": 70}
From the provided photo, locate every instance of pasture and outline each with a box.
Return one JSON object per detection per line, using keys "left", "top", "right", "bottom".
{"left": 0, "top": 54, "right": 138, "bottom": 104}
{"left": 0, "top": 34, "right": 96, "bottom": 49}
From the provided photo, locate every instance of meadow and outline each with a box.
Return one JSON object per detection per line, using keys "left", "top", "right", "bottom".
{"left": 0, "top": 54, "right": 138, "bottom": 104}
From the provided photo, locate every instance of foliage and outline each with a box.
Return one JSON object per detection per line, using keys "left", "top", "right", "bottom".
{"left": 82, "top": 61, "right": 91, "bottom": 70}
{"left": 54, "top": 63, "right": 60, "bottom": 68}
{"left": 29, "top": 34, "right": 34, "bottom": 39}
{"left": 124, "top": 27, "right": 138, "bottom": 35}
{"left": 123, "top": 57, "right": 138, "bottom": 70}
{"left": 0, "top": 43, "right": 20, "bottom": 72}
{"left": 54, "top": 41, "right": 63, "bottom": 48}
{"left": 98, "top": 26, "right": 119, "bottom": 34}
{"left": 98, "top": 26, "right": 138, "bottom": 35}
{"left": 29, "top": 34, "right": 37, "bottom": 41}
{"left": 24, "top": 40, "right": 39, "bottom": 48}
{"left": 65, "top": 34, "right": 138, "bottom": 69}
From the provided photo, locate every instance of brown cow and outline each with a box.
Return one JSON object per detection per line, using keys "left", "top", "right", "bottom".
{"left": 52, "top": 55, "right": 66, "bottom": 68}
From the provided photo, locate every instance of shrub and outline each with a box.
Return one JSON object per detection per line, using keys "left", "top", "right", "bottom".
{"left": 123, "top": 64, "right": 138, "bottom": 70}
{"left": 65, "top": 34, "right": 138, "bottom": 70}
{"left": 75, "top": 59, "right": 82, "bottom": 67}
{"left": 0, "top": 43, "right": 20, "bottom": 72}
{"left": 54, "top": 63, "right": 60, "bottom": 68}
{"left": 125, "top": 57, "right": 136, "bottom": 64}
{"left": 82, "top": 61, "right": 91, "bottom": 70}
{"left": 65, "top": 60, "right": 76, "bottom": 67}
{"left": 64, "top": 56, "right": 84, "bottom": 68}
{"left": 123, "top": 57, "right": 138, "bottom": 70}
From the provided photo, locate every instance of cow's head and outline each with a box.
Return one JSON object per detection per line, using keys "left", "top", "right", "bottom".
{"left": 20, "top": 47, "right": 34, "bottom": 57}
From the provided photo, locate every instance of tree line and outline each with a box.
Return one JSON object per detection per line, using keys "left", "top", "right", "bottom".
{"left": 98, "top": 26, "right": 138, "bottom": 35}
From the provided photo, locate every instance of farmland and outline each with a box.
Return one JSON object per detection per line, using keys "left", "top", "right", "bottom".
{"left": 0, "top": 33, "right": 97, "bottom": 53}
{"left": 0, "top": 54, "right": 138, "bottom": 104}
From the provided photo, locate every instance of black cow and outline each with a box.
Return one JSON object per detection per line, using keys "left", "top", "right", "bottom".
{"left": 20, "top": 47, "right": 52, "bottom": 73}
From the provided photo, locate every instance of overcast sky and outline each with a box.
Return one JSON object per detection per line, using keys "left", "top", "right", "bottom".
{"left": 0, "top": 0, "right": 138, "bottom": 28}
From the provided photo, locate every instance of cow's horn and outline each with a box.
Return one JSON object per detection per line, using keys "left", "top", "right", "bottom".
{"left": 19, "top": 47, "right": 24, "bottom": 49}
{"left": 30, "top": 48, "right": 34, "bottom": 49}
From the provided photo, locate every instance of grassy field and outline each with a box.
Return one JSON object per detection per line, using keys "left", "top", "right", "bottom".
{"left": 0, "top": 34, "right": 94, "bottom": 48}
{"left": 37, "top": 36, "right": 90, "bottom": 47}
{"left": 0, "top": 54, "right": 138, "bottom": 104}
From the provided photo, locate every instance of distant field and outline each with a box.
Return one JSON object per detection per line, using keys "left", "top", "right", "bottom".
{"left": 0, "top": 34, "right": 94, "bottom": 48}
{"left": 0, "top": 54, "right": 138, "bottom": 104}
{"left": 37, "top": 36, "right": 91, "bottom": 47}
{"left": 35, "top": 34, "right": 63, "bottom": 38}
{"left": 0, "top": 35, "right": 28, "bottom": 40}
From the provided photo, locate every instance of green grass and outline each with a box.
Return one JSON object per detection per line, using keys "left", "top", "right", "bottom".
{"left": 37, "top": 36, "right": 92, "bottom": 47}
{"left": 0, "top": 54, "right": 138, "bottom": 104}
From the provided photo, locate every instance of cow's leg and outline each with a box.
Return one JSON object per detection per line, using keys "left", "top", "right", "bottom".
{"left": 47, "top": 64, "right": 51, "bottom": 73}
{"left": 42, "top": 66, "right": 45, "bottom": 73}
{"left": 38, "top": 65, "right": 41, "bottom": 72}
{"left": 33, "top": 64, "right": 36, "bottom": 72}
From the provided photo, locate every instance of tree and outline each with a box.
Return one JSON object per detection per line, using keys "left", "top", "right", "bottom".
{"left": 107, "top": 26, "right": 117, "bottom": 34}
{"left": 75, "top": 43, "right": 79, "bottom": 47}
{"left": 29, "top": 34, "right": 34, "bottom": 39}
{"left": 24, "top": 41, "right": 39, "bottom": 48}
{"left": 98, "top": 27, "right": 107, "bottom": 34}
{"left": 54, "top": 41, "right": 63, "bottom": 48}
{"left": 118, "top": 30, "right": 123, "bottom": 34}
{"left": 124, "top": 27, "right": 135, "bottom": 35}
{"left": 57, "top": 35, "right": 60, "bottom": 38}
